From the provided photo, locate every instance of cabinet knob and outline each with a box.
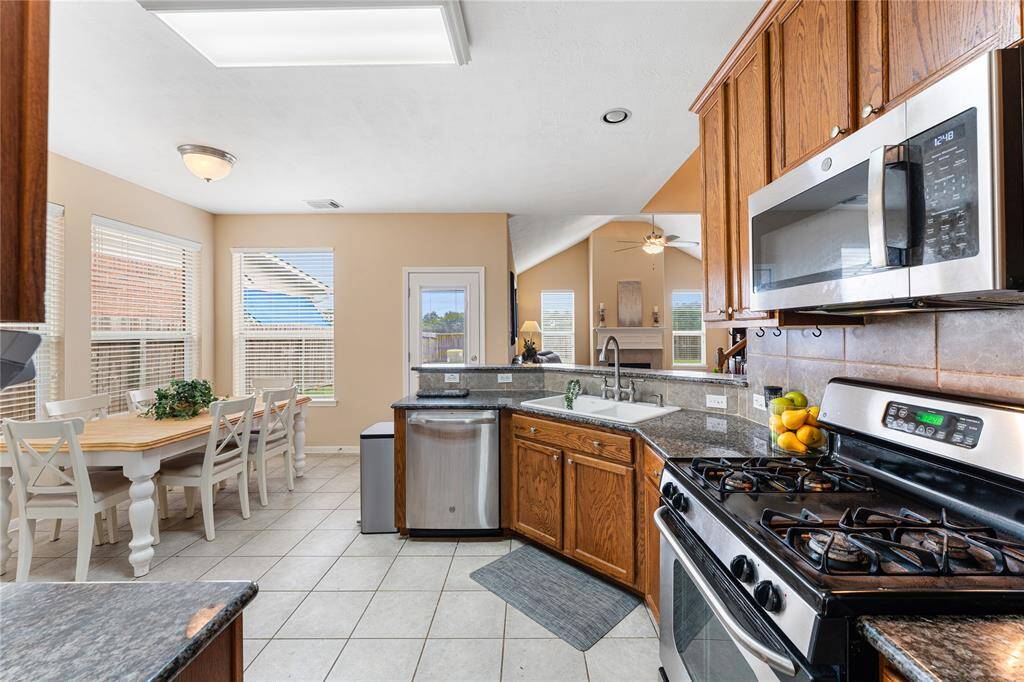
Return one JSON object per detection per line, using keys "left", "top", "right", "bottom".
{"left": 552, "top": 454, "right": 559, "bottom": 461}
{"left": 592, "top": 440, "right": 602, "bottom": 448}
{"left": 529, "top": 426, "right": 537, "bottom": 434}
{"left": 568, "top": 458, "right": 573, "bottom": 464}
{"left": 860, "top": 103, "right": 881, "bottom": 119}
{"left": 829, "top": 125, "right": 848, "bottom": 139}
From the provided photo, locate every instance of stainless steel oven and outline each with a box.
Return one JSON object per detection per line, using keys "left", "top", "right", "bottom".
{"left": 748, "top": 46, "right": 1024, "bottom": 314}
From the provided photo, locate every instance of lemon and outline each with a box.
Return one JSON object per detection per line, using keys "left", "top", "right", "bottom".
{"left": 806, "top": 406, "right": 821, "bottom": 427}
{"left": 769, "top": 397, "right": 794, "bottom": 415}
{"left": 777, "top": 431, "right": 808, "bottom": 454}
{"left": 796, "top": 425, "right": 823, "bottom": 447}
{"left": 781, "top": 409, "right": 808, "bottom": 431}
{"left": 784, "top": 391, "right": 808, "bottom": 408}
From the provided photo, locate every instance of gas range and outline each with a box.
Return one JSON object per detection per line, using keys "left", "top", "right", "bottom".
{"left": 655, "top": 378, "right": 1024, "bottom": 681}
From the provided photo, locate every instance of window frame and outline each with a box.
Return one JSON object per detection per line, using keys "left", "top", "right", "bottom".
{"left": 671, "top": 289, "right": 706, "bottom": 367}
{"left": 539, "top": 289, "right": 575, "bottom": 365}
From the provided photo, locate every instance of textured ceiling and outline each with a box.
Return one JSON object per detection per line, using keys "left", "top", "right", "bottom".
{"left": 49, "top": 0, "right": 759, "bottom": 215}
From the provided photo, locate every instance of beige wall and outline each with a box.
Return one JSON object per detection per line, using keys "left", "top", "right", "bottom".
{"left": 213, "top": 213, "right": 510, "bottom": 446}
{"left": 46, "top": 153, "right": 216, "bottom": 401}
{"left": 515, "top": 241, "right": 590, "bottom": 363}
{"left": 643, "top": 148, "right": 701, "bottom": 213}
{"left": 664, "top": 247, "right": 729, "bottom": 370}
{"left": 590, "top": 221, "right": 665, "bottom": 334}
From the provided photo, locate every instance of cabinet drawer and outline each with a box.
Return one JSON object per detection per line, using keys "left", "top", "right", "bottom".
{"left": 512, "top": 414, "right": 633, "bottom": 464}
{"left": 642, "top": 444, "right": 665, "bottom": 488}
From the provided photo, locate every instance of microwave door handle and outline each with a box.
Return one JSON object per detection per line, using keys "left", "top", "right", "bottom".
{"left": 867, "top": 145, "right": 890, "bottom": 268}
{"left": 654, "top": 507, "right": 798, "bottom": 677}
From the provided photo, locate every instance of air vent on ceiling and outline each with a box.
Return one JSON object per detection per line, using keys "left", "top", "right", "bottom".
{"left": 305, "top": 199, "right": 342, "bottom": 210}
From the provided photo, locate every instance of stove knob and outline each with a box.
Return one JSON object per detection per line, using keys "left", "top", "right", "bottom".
{"left": 754, "top": 581, "right": 782, "bottom": 613}
{"left": 670, "top": 492, "right": 689, "bottom": 513}
{"left": 661, "top": 481, "right": 678, "bottom": 498}
{"left": 729, "top": 555, "right": 755, "bottom": 583}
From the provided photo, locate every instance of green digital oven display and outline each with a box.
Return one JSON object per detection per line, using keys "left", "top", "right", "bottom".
{"left": 916, "top": 412, "right": 945, "bottom": 426}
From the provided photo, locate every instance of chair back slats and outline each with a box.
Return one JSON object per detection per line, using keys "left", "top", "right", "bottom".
{"left": 257, "top": 386, "right": 297, "bottom": 449}
{"left": 2, "top": 419, "right": 91, "bottom": 508}
{"left": 127, "top": 387, "right": 158, "bottom": 415}
{"left": 44, "top": 394, "right": 110, "bottom": 421}
{"left": 251, "top": 376, "right": 293, "bottom": 394}
{"left": 203, "top": 396, "right": 256, "bottom": 472}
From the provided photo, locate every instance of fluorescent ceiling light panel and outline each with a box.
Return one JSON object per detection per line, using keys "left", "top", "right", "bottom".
{"left": 140, "top": 1, "right": 470, "bottom": 67}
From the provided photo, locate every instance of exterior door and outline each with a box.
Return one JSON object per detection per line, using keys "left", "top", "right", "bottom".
{"left": 406, "top": 269, "right": 483, "bottom": 393}
{"left": 565, "top": 451, "right": 635, "bottom": 584}
{"left": 512, "top": 438, "right": 563, "bottom": 550}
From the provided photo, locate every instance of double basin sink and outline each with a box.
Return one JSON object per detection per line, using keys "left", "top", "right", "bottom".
{"left": 519, "top": 394, "right": 680, "bottom": 425}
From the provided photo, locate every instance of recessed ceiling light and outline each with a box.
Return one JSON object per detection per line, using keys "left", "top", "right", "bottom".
{"left": 177, "top": 144, "right": 236, "bottom": 182}
{"left": 602, "top": 108, "right": 631, "bottom": 125}
{"left": 139, "top": 1, "right": 470, "bottom": 68}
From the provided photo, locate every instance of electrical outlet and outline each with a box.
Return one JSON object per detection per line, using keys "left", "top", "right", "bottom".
{"left": 705, "top": 394, "right": 728, "bottom": 409}
{"left": 753, "top": 394, "right": 766, "bottom": 411}
{"left": 706, "top": 416, "right": 727, "bottom": 433}
{"left": 497, "top": 373, "right": 513, "bottom": 384}
{"left": 444, "top": 373, "right": 460, "bottom": 383}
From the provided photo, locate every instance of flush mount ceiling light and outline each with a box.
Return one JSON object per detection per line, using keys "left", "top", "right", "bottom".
{"left": 601, "top": 108, "right": 631, "bottom": 125}
{"left": 177, "top": 144, "right": 236, "bottom": 182}
{"left": 138, "top": 0, "right": 470, "bottom": 67}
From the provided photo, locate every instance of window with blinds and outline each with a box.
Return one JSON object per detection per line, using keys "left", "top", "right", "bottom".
{"left": 540, "top": 290, "right": 574, "bottom": 364}
{"left": 232, "top": 250, "right": 334, "bottom": 400}
{"left": 90, "top": 217, "right": 200, "bottom": 414}
{"left": 672, "top": 290, "right": 705, "bottom": 366}
{"left": 0, "top": 204, "right": 65, "bottom": 421}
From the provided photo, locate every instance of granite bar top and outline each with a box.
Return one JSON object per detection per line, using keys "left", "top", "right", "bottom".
{"left": 412, "top": 362, "right": 748, "bottom": 386}
{"left": 859, "top": 615, "right": 1024, "bottom": 682}
{"left": 0, "top": 580, "right": 257, "bottom": 682}
{"left": 393, "top": 390, "right": 772, "bottom": 460}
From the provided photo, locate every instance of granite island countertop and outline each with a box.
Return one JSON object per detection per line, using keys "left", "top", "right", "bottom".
{"left": 859, "top": 615, "right": 1024, "bottom": 682}
{"left": 392, "top": 390, "right": 772, "bottom": 460}
{"left": 0, "top": 580, "right": 257, "bottom": 682}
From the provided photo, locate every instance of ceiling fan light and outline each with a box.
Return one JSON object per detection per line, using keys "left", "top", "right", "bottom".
{"left": 642, "top": 242, "right": 663, "bottom": 255}
{"left": 177, "top": 144, "right": 236, "bottom": 182}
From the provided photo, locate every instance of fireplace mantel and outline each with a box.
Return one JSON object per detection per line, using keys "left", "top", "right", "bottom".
{"left": 594, "top": 326, "right": 664, "bottom": 350}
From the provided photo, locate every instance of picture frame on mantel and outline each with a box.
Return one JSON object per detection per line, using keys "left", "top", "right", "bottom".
{"left": 617, "top": 280, "right": 642, "bottom": 327}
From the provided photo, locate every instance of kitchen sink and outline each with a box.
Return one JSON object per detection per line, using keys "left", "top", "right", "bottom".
{"left": 519, "top": 394, "right": 680, "bottom": 425}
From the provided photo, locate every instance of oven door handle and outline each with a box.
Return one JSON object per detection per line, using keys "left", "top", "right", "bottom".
{"left": 654, "top": 507, "right": 798, "bottom": 677}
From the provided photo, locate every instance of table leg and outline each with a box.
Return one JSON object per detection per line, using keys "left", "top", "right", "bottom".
{"left": 124, "top": 459, "right": 158, "bottom": 577}
{"left": 294, "top": 406, "right": 307, "bottom": 478}
{"left": 0, "top": 468, "right": 12, "bottom": 576}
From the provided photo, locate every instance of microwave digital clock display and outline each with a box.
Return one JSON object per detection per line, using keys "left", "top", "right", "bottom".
{"left": 932, "top": 126, "right": 961, "bottom": 147}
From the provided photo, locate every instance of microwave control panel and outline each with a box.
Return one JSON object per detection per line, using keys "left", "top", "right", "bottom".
{"left": 911, "top": 108, "right": 979, "bottom": 264}
{"left": 884, "top": 401, "right": 983, "bottom": 449}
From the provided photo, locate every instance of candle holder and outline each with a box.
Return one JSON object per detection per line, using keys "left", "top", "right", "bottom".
{"left": 652, "top": 309, "right": 660, "bottom": 326}
{"left": 598, "top": 306, "right": 606, "bottom": 327}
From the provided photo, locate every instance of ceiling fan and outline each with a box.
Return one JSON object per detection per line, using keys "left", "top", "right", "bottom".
{"left": 615, "top": 229, "right": 697, "bottom": 255}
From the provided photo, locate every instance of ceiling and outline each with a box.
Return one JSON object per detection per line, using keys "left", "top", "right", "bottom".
{"left": 49, "top": 0, "right": 758, "bottom": 216}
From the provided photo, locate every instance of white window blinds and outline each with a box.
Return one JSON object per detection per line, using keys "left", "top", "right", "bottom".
{"left": 232, "top": 250, "right": 334, "bottom": 400}
{"left": 672, "top": 290, "right": 705, "bottom": 366}
{"left": 0, "top": 203, "right": 65, "bottom": 421}
{"left": 540, "top": 290, "right": 575, "bottom": 364}
{"left": 90, "top": 217, "right": 200, "bottom": 413}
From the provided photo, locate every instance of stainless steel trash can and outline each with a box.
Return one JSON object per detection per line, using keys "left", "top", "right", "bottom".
{"left": 359, "top": 421, "right": 396, "bottom": 534}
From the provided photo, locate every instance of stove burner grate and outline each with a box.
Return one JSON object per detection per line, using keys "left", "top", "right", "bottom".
{"left": 685, "top": 456, "right": 874, "bottom": 496}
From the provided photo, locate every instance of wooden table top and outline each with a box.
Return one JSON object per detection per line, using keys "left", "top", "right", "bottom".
{"left": 0, "top": 396, "right": 311, "bottom": 453}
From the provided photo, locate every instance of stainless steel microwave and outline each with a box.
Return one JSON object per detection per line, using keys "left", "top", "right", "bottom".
{"left": 748, "top": 47, "right": 1024, "bottom": 314}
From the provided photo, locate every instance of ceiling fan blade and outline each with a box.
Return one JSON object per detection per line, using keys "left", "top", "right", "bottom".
{"left": 616, "top": 240, "right": 644, "bottom": 244}
{"left": 614, "top": 246, "right": 641, "bottom": 253}
{"left": 663, "top": 235, "right": 680, "bottom": 243}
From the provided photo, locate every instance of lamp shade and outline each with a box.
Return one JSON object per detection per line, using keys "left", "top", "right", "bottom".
{"left": 520, "top": 320, "right": 541, "bottom": 334}
{"left": 177, "top": 144, "right": 236, "bottom": 182}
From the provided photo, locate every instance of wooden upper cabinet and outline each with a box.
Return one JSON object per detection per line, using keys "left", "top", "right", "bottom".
{"left": 855, "top": 0, "right": 887, "bottom": 126}
{"left": 1, "top": 0, "right": 50, "bottom": 323}
{"left": 699, "top": 83, "right": 731, "bottom": 323}
{"left": 564, "top": 451, "right": 635, "bottom": 585}
{"left": 728, "top": 32, "right": 772, "bottom": 322}
{"left": 511, "top": 438, "right": 563, "bottom": 550}
{"left": 770, "top": 0, "right": 854, "bottom": 174}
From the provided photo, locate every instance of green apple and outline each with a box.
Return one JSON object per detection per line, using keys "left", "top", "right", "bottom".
{"left": 784, "top": 391, "right": 808, "bottom": 409}
{"left": 769, "top": 397, "right": 795, "bottom": 415}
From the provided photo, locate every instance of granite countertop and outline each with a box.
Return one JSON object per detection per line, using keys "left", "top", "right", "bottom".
{"left": 393, "top": 390, "right": 772, "bottom": 460}
{"left": 0, "top": 581, "right": 257, "bottom": 682}
{"left": 411, "top": 362, "right": 748, "bottom": 386}
{"left": 859, "top": 615, "right": 1024, "bottom": 682}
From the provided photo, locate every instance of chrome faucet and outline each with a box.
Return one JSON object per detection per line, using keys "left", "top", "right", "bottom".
{"left": 599, "top": 335, "right": 624, "bottom": 401}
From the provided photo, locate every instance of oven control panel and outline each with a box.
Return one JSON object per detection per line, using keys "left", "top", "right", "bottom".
{"left": 884, "top": 401, "right": 983, "bottom": 448}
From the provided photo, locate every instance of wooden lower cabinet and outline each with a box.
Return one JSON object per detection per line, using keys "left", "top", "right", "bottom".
{"left": 642, "top": 477, "right": 662, "bottom": 619}
{"left": 564, "top": 451, "right": 635, "bottom": 585}
{"left": 511, "top": 438, "right": 563, "bottom": 550}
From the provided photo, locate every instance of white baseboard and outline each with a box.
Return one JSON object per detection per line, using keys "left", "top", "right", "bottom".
{"left": 305, "top": 445, "right": 359, "bottom": 455}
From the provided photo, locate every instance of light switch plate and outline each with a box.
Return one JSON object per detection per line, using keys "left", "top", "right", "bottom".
{"left": 706, "top": 416, "right": 727, "bottom": 433}
{"left": 497, "top": 373, "right": 513, "bottom": 384}
{"left": 444, "top": 373, "right": 460, "bottom": 383}
{"left": 705, "top": 394, "right": 728, "bottom": 409}
{"left": 753, "top": 394, "right": 766, "bottom": 411}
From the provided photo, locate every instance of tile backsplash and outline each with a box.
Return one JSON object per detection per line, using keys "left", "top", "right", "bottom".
{"left": 741, "top": 309, "right": 1024, "bottom": 421}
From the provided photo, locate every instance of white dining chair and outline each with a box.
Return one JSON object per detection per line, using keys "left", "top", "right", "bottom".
{"left": 157, "top": 395, "right": 255, "bottom": 541}
{"left": 251, "top": 376, "right": 294, "bottom": 393}
{"left": 3, "top": 418, "right": 132, "bottom": 582}
{"left": 252, "top": 386, "right": 298, "bottom": 506}
{"left": 127, "top": 387, "right": 157, "bottom": 415}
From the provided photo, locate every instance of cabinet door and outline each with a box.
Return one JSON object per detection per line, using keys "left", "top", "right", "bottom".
{"left": 728, "top": 32, "right": 772, "bottom": 322}
{"left": 699, "top": 83, "right": 731, "bottom": 323}
{"left": 642, "top": 479, "right": 662, "bottom": 620}
{"left": 565, "top": 451, "right": 635, "bottom": 584}
{"left": 855, "top": 0, "right": 887, "bottom": 126}
{"left": 771, "top": 0, "right": 854, "bottom": 174}
{"left": 512, "top": 438, "right": 563, "bottom": 550}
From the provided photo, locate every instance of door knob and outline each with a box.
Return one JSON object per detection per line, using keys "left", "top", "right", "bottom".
{"left": 829, "top": 125, "right": 848, "bottom": 139}
{"left": 860, "top": 103, "right": 881, "bottom": 119}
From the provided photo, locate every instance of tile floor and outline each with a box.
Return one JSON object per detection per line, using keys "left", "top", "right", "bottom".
{"left": 2, "top": 453, "right": 662, "bottom": 681}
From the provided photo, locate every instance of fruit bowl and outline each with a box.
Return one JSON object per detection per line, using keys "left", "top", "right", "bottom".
{"left": 767, "top": 390, "right": 828, "bottom": 456}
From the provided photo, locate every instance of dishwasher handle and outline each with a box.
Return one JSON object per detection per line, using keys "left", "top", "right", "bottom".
{"left": 408, "top": 416, "right": 497, "bottom": 426}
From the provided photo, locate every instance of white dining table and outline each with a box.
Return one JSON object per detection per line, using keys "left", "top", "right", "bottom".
{"left": 0, "top": 397, "right": 310, "bottom": 577}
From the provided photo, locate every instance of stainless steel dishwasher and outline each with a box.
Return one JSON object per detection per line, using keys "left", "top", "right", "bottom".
{"left": 405, "top": 410, "right": 500, "bottom": 534}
